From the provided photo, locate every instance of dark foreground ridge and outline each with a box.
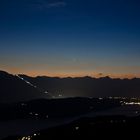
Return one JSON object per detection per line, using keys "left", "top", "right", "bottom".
{"left": 2, "top": 115, "right": 140, "bottom": 140}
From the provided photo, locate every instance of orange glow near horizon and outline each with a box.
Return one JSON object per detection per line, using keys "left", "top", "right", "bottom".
{"left": 1, "top": 63, "right": 140, "bottom": 79}
{"left": 2, "top": 68, "right": 140, "bottom": 79}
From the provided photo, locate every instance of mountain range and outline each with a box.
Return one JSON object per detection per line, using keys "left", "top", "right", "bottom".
{"left": 1, "top": 70, "right": 140, "bottom": 102}
{"left": 19, "top": 73, "right": 140, "bottom": 98}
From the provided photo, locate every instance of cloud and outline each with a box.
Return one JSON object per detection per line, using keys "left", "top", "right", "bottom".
{"left": 30, "top": 0, "right": 67, "bottom": 9}
{"left": 47, "top": 1, "right": 66, "bottom": 8}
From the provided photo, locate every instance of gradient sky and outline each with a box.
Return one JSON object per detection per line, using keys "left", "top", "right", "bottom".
{"left": 0, "top": 0, "right": 140, "bottom": 78}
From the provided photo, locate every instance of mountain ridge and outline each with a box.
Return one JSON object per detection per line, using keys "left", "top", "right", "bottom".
{"left": 18, "top": 71, "right": 140, "bottom": 98}
{"left": 1, "top": 70, "right": 140, "bottom": 103}
{"left": 0, "top": 70, "right": 47, "bottom": 103}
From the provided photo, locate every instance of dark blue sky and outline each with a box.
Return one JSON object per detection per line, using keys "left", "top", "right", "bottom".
{"left": 0, "top": 0, "right": 140, "bottom": 78}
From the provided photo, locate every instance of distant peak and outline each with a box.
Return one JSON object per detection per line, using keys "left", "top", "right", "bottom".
{"left": 0, "top": 70, "right": 10, "bottom": 76}
{"left": 99, "top": 76, "right": 111, "bottom": 79}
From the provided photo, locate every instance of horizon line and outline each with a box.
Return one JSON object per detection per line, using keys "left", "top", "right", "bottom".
{"left": 1, "top": 69, "right": 140, "bottom": 80}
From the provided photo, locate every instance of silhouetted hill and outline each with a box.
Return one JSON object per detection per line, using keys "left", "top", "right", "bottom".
{"left": 0, "top": 97, "right": 121, "bottom": 120}
{"left": 0, "top": 71, "right": 46, "bottom": 103}
{"left": 19, "top": 74, "right": 140, "bottom": 98}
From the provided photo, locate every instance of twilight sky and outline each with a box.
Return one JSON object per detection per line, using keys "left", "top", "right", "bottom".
{"left": 0, "top": 0, "right": 140, "bottom": 78}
